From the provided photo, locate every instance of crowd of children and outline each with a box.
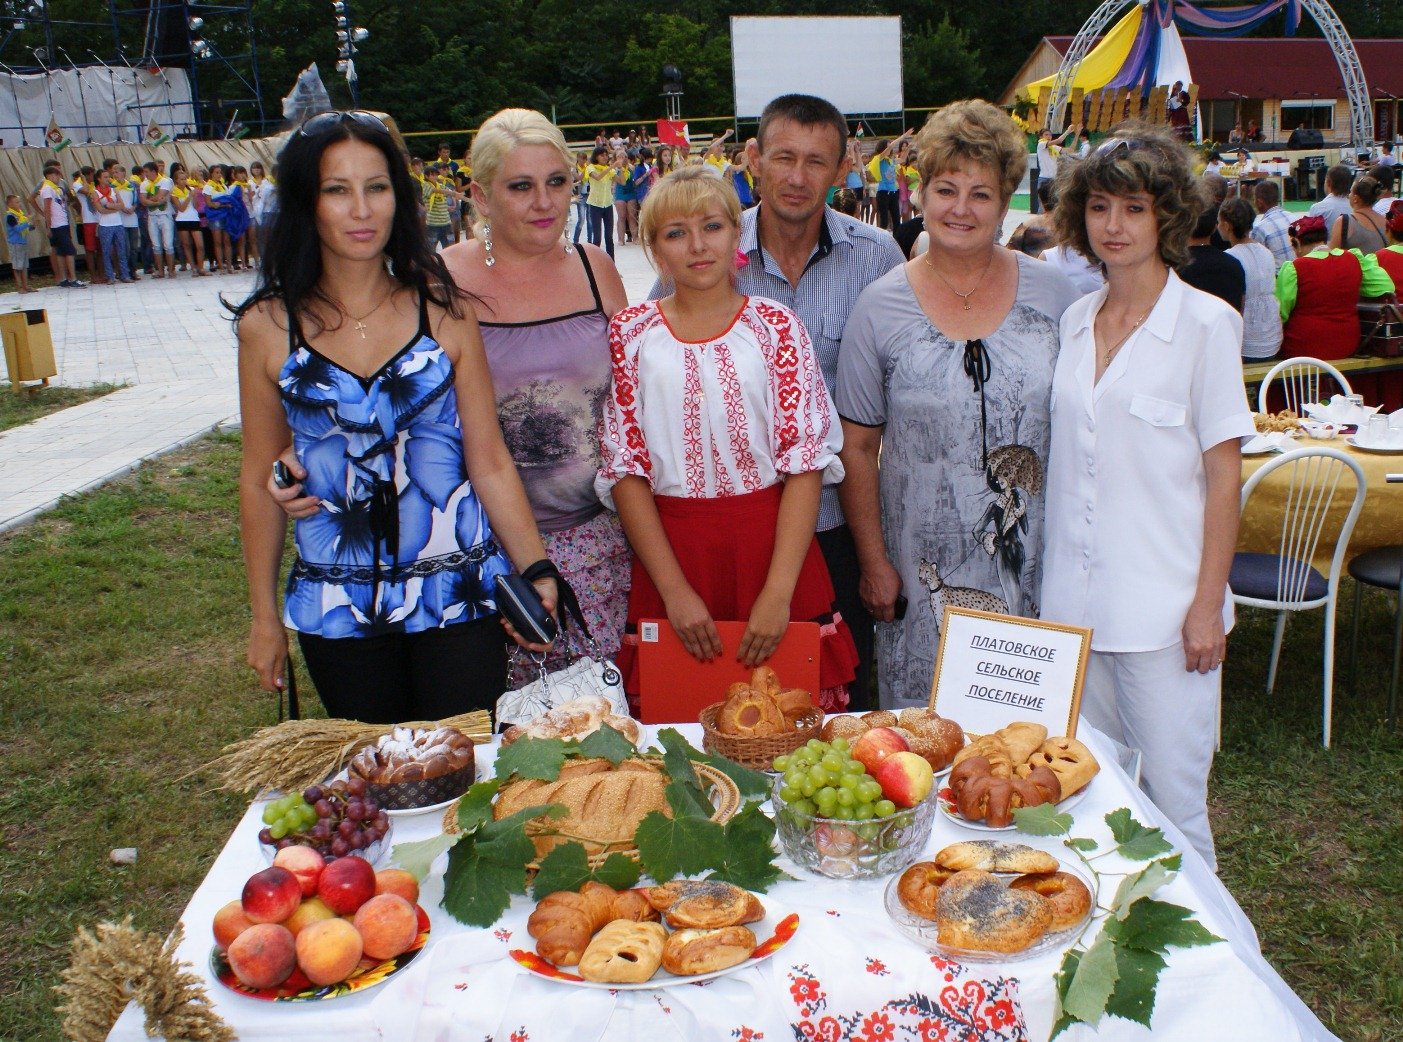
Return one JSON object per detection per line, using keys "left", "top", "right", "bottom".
{"left": 12, "top": 155, "right": 277, "bottom": 288}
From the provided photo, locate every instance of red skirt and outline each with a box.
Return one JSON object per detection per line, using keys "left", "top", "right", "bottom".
{"left": 617, "top": 484, "right": 858, "bottom": 712}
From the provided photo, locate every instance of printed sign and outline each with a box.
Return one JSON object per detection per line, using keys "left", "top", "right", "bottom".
{"left": 928, "top": 607, "right": 1090, "bottom": 738}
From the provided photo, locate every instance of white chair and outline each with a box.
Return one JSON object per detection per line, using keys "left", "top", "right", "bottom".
{"left": 1256, "top": 357, "right": 1352, "bottom": 415}
{"left": 1229, "top": 447, "right": 1367, "bottom": 747}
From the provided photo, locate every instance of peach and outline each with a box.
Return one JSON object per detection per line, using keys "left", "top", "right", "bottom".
{"left": 873, "top": 750, "right": 935, "bottom": 808}
{"left": 316, "top": 854, "right": 377, "bottom": 916}
{"left": 226, "top": 922, "right": 297, "bottom": 989}
{"left": 212, "top": 899, "right": 256, "bottom": 952}
{"left": 284, "top": 896, "right": 338, "bottom": 937}
{"left": 851, "top": 726, "right": 910, "bottom": 775}
{"left": 241, "top": 866, "right": 303, "bottom": 925}
{"left": 295, "top": 917, "right": 364, "bottom": 986}
{"left": 374, "top": 868, "right": 420, "bottom": 907}
{"left": 353, "top": 893, "right": 419, "bottom": 961}
{"left": 273, "top": 845, "right": 326, "bottom": 898}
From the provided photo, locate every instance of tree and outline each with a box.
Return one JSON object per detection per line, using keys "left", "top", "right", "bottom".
{"left": 903, "top": 17, "right": 985, "bottom": 111}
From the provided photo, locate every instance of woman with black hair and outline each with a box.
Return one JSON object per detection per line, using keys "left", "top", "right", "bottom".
{"left": 232, "top": 110, "right": 556, "bottom": 724}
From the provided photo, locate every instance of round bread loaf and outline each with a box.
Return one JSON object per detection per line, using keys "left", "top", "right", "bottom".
{"left": 936, "top": 869, "right": 1052, "bottom": 953}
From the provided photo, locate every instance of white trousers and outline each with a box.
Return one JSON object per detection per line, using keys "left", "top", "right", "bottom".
{"left": 1082, "top": 644, "right": 1219, "bottom": 872}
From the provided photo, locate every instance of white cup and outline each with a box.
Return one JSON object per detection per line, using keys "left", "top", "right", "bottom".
{"left": 1364, "top": 414, "right": 1390, "bottom": 443}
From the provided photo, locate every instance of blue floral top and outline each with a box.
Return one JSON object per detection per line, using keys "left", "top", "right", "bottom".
{"left": 279, "top": 295, "right": 510, "bottom": 638}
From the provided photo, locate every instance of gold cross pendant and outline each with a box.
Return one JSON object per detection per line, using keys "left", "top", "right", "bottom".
{"left": 353, "top": 319, "right": 369, "bottom": 340}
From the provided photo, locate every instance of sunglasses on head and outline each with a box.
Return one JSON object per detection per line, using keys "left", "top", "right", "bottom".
{"left": 1094, "top": 137, "right": 1152, "bottom": 160}
{"left": 298, "top": 110, "right": 389, "bottom": 139}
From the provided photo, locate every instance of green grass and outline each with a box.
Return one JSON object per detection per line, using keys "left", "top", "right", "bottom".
{"left": 0, "top": 382, "right": 124, "bottom": 433}
{"left": 0, "top": 431, "right": 1399, "bottom": 1040}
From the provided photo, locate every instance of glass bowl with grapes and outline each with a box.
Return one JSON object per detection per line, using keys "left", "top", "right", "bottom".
{"left": 257, "top": 776, "right": 393, "bottom": 865}
{"left": 770, "top": 737, "right": 936, "bottom": 879}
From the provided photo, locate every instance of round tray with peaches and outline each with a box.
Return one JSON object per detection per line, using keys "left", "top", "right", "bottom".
{"left": 211, "top": 850, "right": 430, "bottom": 1001}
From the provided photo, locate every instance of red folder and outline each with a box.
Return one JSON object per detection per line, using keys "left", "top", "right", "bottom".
{"left": 635, "top": 619, "right": 821, "bottom": 724}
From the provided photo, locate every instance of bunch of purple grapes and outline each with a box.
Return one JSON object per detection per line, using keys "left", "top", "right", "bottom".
{"left": 258, "top": 776, "right": 390, "bottom": 860}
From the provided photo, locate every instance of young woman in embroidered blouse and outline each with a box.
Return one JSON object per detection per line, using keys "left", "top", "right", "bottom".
{"left": 597, "top": 167, "right": 857, "bottom": 711}
{"left": 1043, "top": 123, "right": 1255, "bottom": 870}
{"left": 232, "top": 111, "right": 556, "bottom": 723}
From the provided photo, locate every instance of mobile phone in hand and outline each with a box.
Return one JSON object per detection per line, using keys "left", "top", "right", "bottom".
{"left": 272, "top": 460, "right": 295, "bottom": 489}
{"left": 893, "top": 594, "right": 908, "bottom": 621}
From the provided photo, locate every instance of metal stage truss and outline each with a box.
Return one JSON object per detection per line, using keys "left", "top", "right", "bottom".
{"left": 0, "top": 1, "right": 266, "bottom": 144}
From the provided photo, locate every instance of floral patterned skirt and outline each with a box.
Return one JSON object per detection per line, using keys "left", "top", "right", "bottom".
{"left": 509, "top": 509, "right": 632, "bottom": 686}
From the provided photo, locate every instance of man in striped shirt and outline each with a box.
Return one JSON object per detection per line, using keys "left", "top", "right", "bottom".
{"left": 423, "top": 163, "right": 455, "bottom": 251}
{"left": 1249, "top": 179, "right": 1294, "bottom": 267}
{"left": 649, "top": 94, "right": 905, "bottom": 706}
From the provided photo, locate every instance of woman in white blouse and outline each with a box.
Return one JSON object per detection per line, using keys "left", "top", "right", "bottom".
{"left": 1041, "top": 124, "right": 1255, "bottom": 870}
{"left": 1218, "top": 196, "right": 1283, "bottom": 359}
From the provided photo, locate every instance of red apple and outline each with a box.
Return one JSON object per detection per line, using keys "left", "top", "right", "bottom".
{"left": 241, "top": 866, "right": 303, "bottom": 925}
{"left": 851, "top": 726, "right": 911, "bottom": 775}
{"left": 273, "top": 845, "right": 327, "bottom": 897}
{"left": 316, "top": 853, "right": 377, "bottom": 916}
{"left": 873, "top": 751, "right": 935, "bottom": 808}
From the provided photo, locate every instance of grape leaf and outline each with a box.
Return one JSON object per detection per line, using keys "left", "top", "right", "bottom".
{"left": 656, "top": 728, "right": 702, "bottom": 790}
{"left": 1104, "top": 946, "right": 1167, "bottom": 1027}
{"left": 1110, "top": 856, "right": 1180, "bottom": 919}
{"left": 530, "top": 842, "right": 592, "bottom": 898}
{"left": 389, "top": 832, "right": 460, "bottom": 883}
{"left": 634, "top": 809, "right": 724, "bottom": 882}
{"left": 1105, "top": 808, "right": 1174, "bottom": 861}
{"left": 442, "top": 802, "right": 567, "bottom": 926}
{"left": 1067, "top": 837, "right": 1100, "bottom": 852}
{"left": 456, "top": 779, "right": 503, "bottom": 833}
{"left": 1061, "top": 931, "right": 1119, "bottom": 1024}
{"left": 665, "top": 776, "right": 715, "bottom": 820}
{"left": 493, "top": 736, "right": 569, "bottom": 781}
{"left": 688, "top": 749, "right": 772, "bottom": 800}
{"left": 1051, "top": 949, "right": 1084, "bottom": 1039}
{"left": 1104, "top": 898, "right": 1224, "bottom": 953}
{"left": 1013, "top": 802, "right": 1074, "bottom": 836}
{"left": 591, "top": 852, "right": 642, "bottom": 891}
{"left": 575, "top": 723, "right": 637, "bottom": 764}
{"left": 706, "top": 802, "right": 784, "bottom": 892}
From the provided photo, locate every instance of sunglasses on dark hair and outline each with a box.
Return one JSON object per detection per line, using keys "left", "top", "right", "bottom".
{"left": 298, "top": 110, "right": 389, "bottom": 139}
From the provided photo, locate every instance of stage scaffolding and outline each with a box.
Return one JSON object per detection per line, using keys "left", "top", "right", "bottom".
{"left": 0, "top": 0, "right": 266, "bottom": 144}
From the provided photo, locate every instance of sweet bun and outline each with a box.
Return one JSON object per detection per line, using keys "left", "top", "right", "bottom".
{"left": 578, "top": 920, "right": 666, "bottom": 983}
{"left": 648, "top": 880, "right": 763, "bottom": 929}
{"left": 820, "top": 715, "right": 869, "bottom": 743}
{"left": 750, "top": 666, "right": 782, "bottom": 698}
{"left": 1016, "top": 737, "right": 1100, "bottom": 800}
{"left": 950, "top": 759, "right": 1061, "bottom": 827}
{"left": 1009, "top": 871, "right": 1092, "bottom": 931}
{"left": 661, "top": 926, "right": 756, "bottom": 976}
{"left": 992, "top": 722, "right": 1048, "bottom": 764}
{"left": 527, "top": 883, "right": 661, "bottom": 966}
{"left": 896, "top": 861, "right": 956, "bottom": 920}
{"left": 952, "top": 734, "right": 1015, "bottom": 779}
{"left": 861, "top": 710, "right": 899, "bottom": 729}
{"left": 716, "top": 687, "right": 786, "bottom": 737}
{"left": 775, "top": 688, "right": 816, "bottom": 723}
{"left": 349, "top": 725, "right": 476, "bottom": 784}
{"left": 937, "top": 870, "right": 1052, "bottom": 953}
{"left": 934, "top": 840, "right": 1059, "bottom": 875}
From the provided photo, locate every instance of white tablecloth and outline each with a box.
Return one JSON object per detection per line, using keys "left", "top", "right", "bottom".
{"left": 108, "top": 724, "right": 1338, "bottom": 1042}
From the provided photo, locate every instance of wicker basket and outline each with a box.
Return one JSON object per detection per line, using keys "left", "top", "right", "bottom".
{"left": 699, "top": 702, "right": 823, "bottom": 771}
{"left": 441, "top": 760, "right": 741, "bottom": 871}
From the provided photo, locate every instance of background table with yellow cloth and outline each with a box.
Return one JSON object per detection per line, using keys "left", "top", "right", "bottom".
{"left": 1239, "top": 440, "right": 1403, "bottom": 571}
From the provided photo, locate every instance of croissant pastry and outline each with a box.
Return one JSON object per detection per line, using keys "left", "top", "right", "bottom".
{"left": 527, "top": 881, "right": 660, "bottom": 966}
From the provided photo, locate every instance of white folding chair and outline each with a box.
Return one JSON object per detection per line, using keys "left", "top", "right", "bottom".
{"left": 1256, "top": 357, "right": 1352, "bottom": 415}
{"left": 1229, "top": 447, "right": 1367, "bottom": 747}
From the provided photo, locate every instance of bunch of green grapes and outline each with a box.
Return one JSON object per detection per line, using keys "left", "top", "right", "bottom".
{"left": 260, "top": 792, "right": 317, "bottom": 842}
{"left": 773, "top": 738, "right": 897, "bottom": 821}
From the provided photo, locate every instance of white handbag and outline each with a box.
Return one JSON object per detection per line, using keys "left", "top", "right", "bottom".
{"left": 495, "top": 575, "right": 626, "bottom": 727}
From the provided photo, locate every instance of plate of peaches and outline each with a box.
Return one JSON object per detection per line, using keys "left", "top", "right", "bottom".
{"left": 211, "top": 849, "right": 430, "bottom": 1001}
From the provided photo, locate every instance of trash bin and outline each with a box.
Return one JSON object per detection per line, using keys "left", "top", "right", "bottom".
{"left": 1, "top": 308, "right": 57, "bottom": 391}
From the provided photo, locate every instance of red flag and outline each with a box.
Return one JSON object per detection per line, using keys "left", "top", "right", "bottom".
{"left": 656, "top": 119, "right": 690, "bottom": 149}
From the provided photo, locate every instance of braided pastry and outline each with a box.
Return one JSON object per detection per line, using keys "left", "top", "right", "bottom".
{"left": 951, "top": 734, "right": 1015, "bottom": 779}
{"left": 949, "top": 756, "right": 1061, "bottom": 827}
{"left": 527, "top": 882, "right": 660, "bottom": 966}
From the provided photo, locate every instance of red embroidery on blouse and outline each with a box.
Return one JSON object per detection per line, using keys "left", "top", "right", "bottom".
{"left": 712, "top": 342, "right": 761, "bottom": 492}
{"left": 683, "top": 347, "right": 706, "bottom": 497}
{"left": 600, "top": 306, "right": 655, "bottom": 485}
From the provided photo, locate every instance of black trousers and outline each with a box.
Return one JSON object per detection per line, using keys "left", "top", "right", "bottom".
{"left": 875, "top": 189, "right": 900, "bottom": 231}
{"left": 817, "top": 524, "right": 875, "bottom": 710}
{"left": 298, "top": 616, "right": 508, "bottom": 724}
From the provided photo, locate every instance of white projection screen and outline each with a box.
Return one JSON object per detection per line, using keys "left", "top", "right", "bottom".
{"left": 731, "top": 16, "right": 903, "bottom": 118}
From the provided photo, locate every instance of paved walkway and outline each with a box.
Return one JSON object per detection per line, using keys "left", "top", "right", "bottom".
{"left": 0, "top": 213, "right": 1029, "bottom": 532}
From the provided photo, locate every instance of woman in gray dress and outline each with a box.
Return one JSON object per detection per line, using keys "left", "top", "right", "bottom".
{"left": 836, "top": 100, "right": 1080, "bottom": 709}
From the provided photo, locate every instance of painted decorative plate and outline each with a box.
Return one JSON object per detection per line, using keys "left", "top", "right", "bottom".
{"left": 510, "top": 897, "right": 799, "bottom": 991}
{"left": 211, "top": 904, "right": 430, "bottom": 1001}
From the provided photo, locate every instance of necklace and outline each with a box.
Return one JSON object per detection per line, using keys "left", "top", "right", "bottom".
{"left": 925, "top": 251, "right": 996, "bottom": 311}
{"left": 335, "top": 285, "right": 397, "bottom": 340}
{"left": 1097, "top": 307, "right": 1154, "bottom": 369}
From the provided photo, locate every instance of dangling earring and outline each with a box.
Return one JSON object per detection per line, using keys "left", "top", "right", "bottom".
{"left": 483, "top": 222, "right": 495, "bottom": 267}
{"left": 563, "top": 237, "right": 574, "bottom": 255}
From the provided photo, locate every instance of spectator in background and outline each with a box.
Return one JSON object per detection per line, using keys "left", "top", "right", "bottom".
{"left": 1199, "top": 172, "right": 1231, "bottom": 249}
{"left": 203, "top": 163, "right": 234, "bottom": 274}
{"left": 1374, "top": 200, "right": 1403, "bottom": 285}
{"left": 6, "top": 193, "right": 34, "bottom": 292}
{"left": 585, "top": 145, "right": 621, "bottom": 258}
{"left": 171, "top": 163, "right": 208, "bottom": 277}
{"left": 91, "top": 166, "right": 134, "bottom": 283}
{"left": 249, "top": 160, "right": 277, "bottom": 259}
{"left": 38, "top": 161, "right": 83, "bottom": 287}
{"left": 1227, "top": 123, "right": 1244, "bottom": 145}
{"left": 113, "top": 165, "right": 143, "bottom": 277}
{"left": 728, "top": 146, "right": 755, "bottom": 208}
{"left": 422, "top": 162, "right": 456, "bottom": 251}
{"left": 1179, "top": 198, "right": 1244, "bottom": 311}
{"left": 1249, "top": 179, "right": 1293, "bottom": 267}
{"left": 75, "top": 166, "right": 105, "bottom": 284}
{"left": 140, "top": 160, "right": 176, "bottom": 280}
{"left": 1308, "top": 164, "right": 1354, "bottom": 228}
{"left": 1244, "top": 119, "right": 1263, "bottom": 143}
{"left": 1327, "top": 175, "right": 1389, "bottom": 252}
{"left": 866, "top": 131, "right": 911, "bottom": 230}
{"left": 1033, "top": 125, "right": 1077, "bottom": 214}
{"left": 1218, "top": 197, "right": 1282, "bottom": 359}
{"left": 1369, "top": 163, "right": 1396, "bottom": 215}
{"left": 1276, "top": 214, "right": 1394, "bottom": 360}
